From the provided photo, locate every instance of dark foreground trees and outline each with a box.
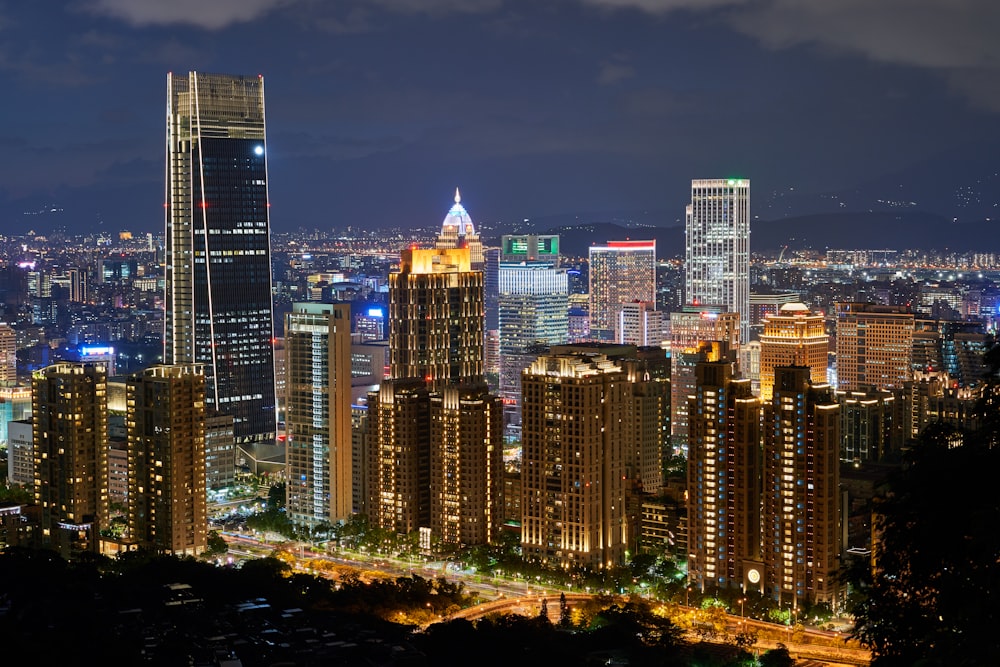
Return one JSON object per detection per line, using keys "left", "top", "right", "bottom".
{"left": 849, "top": 344, "right": 1000, "bottom": 666}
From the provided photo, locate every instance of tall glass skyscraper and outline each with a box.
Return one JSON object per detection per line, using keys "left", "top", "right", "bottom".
{"left": 685, "top": 179, "right": 750, "bottom": 343}
{"left": 164, "top": 72, "right": 276, "bottom": 443}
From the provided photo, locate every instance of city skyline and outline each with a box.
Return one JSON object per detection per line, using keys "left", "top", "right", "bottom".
{"left": 2, "top": 2, "right": 999, "bottom": 235}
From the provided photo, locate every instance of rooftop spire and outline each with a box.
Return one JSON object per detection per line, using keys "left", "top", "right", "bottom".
{"left": 455, "top": 187, "right": 461, "bottom": 204}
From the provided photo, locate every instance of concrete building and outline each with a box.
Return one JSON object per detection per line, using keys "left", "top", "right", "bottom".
{"left": 126, "top": 365, "right": 207, "bottom": 556}
{"left": 835, "top": 303, "right": 914, "bottom": 391}
{"left": 588, "top": 240, "right": 656, "bottom": 342}
{"left": 520, "top": 348, "right": 629, "bottom": 569}
{"left": 285, "top": 303, "right": 353, "bottom": 529}
{"left": 32, "top": 363, "right": 109, "bottom": 558}
{"left": 759, "top": 302, "right": 828, "bottom": 402}
{"left": 763, "top": 366, "right": 841, "bottom": 607}
{"left": 687, "top": 360, "right": 761, "bottom": 593}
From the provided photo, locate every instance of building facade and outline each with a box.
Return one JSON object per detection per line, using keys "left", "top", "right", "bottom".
{"left": 126, "top": 365, "right": 207, "bottom": 556}
{"left": 762, "top": 366, "right": 841, "bottom": 607}
{"left": 685, "top": 179, "right": 751, "bottom": 343}
{"left": 687, "top": 361, "right": 761, "bottom": 593}
{"left": 368, "top": 246, "right": 502, "bottom": 546}
{"left": 759, "top": 302, "right": 828, "bottom": 402}
{"left": 520, "top": 349, "right": 628, "bottom": 569}
{"left": 835, "top": 303, "right": 914, "bottom": 391}
{"left": 588, "top": 240, "right": 656, "bottom": 342}
{"left": 164, "top": 71, "right": 277, "bottom": 443}
{"left": 285, "top": 303, "right": 353, "bottom": 528}
{"left": 498, "top": 254, "right": 568, "bottom": 428}
{"left": 32, "top": 363, "right": 109, "bottom": 558}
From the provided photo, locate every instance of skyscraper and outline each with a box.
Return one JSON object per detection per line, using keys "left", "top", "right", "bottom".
{"left": 763, "top": 366, "right": 841, "bottom": 607}
{"left": 126, "top": 365, "right": 207, "bottom": 556}
{"left": 436, "top": 188, "right": 484, "bottom": 270}
{"left": 687, "top": 360, "right": 761, "bottom": 593}
{"left": 285, "top": 303, "right": 353, "bottom": 528}
{"left": 0, "top": 322, "right": 15, "bottom": 383}
{"left": 164, "top": 71, "right": 276, "bottom": 443}
{"left": 521, "top": 348, "right": 628, "bottom": 569}
{"left": 835, "top": 303, "right": 914, "bottom": 391}
{"left": 685, "top": 179, "right": 751, "bottom": 343}
{"left": 759, "top": 302, "right": 828, "bottom": 402}
{"left": 616, "top": 300, "right": 664, "bottom": 347}
{"left": 33, "top": 363, "right": 109, "bottom": 557}
{"left": 588, "top": 240, "right": 656, "bottom": 342}
{"left": 498, "top": 239, "right": 568, "bottom": 428}
{"left": 368, "top": 246, "right": 502, "bottom": 545}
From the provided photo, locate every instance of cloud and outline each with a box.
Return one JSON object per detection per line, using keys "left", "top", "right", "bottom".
{"left": 597, "top": 60, "right": 636, "bottom": 85}
{"left": 84, "top": 0, "right": 296, "bottom": 29}
{"left": 580, "top": 0, "right": 1000, "bottom": 111}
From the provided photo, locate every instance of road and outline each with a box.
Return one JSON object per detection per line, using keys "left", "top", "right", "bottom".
{"left": 220, "top": 534, "right": 870, "bottom": 666}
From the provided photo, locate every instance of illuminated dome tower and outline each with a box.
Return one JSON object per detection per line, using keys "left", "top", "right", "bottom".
{"left": 436, "top": 188, "right": 484, "bottom": 270}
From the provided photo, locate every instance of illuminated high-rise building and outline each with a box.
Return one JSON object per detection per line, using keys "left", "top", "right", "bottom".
{"left": 285, "top": 303, "right": 353, "bottom": 529}
{"left": 520, "top": 349, "right": 628, "bottom": 569}
{"left": 32, "top": 363, "right": 109, "bottom": 558}
{"left": 835, "top": 303, "right": 914, "bottom": 391}
{"left": 668, "top": 306, "right": 740, "bottom": 447}
{"left": 763, "top": 366, "right": 841, "bottom": 607}
{"left": 126, "top": 365, "right": 207, "bottom": 556}
{"left": 685, "top": 179, "right": 751, "bottom": 343}
{"left": 616, "top": 300, "right": 664, "bottom": 347}
{"left": 164, "top": 71, "right": 276, "bottom": 443}
{"left": 368, "top": 246, "right": 502, "bottom": 545}
{"left": 436, "top": 188, "right": 484, "bottom": 270}
{"left": 588, "top": 240, "right": 656, "bottom": 342}
{"left": 759, "top": 302, "right": 828, "bottom": 402}
{"left": 498, "top": 242, "right": 568, "bottom": 428}
{"left": 0, "top": 322, "right": 15, "bottom": 383}
{"left": 687, "top": 360, "right": 761, "bottom": 593}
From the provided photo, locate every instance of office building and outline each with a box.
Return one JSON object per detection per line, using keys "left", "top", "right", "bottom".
{"left": 32, "top": 363, "right": 109, "bottom": 558}
{"left": 520, "top": 349, "right": 628, "bottom": 568}
{"left": 687, "top": 360, "right": 761, "bottom": 593}
{"left": 0, "top": 385, "right": 31, "bottom": 445}
{"left": 759, "top": 303, "right": 828, "bottom": 402}
{"left": 685, "top": 179, "right": 751, "bottom": 343}
{"left": 498, "top": 247, "right": 568, "bottom": 427}
{"left": 836, "top": 388, "right": 899, "bottom": 463}
{"left": 588, "top": 240, "right": 656, "bottom": 342}
{"left": 7, "top": 418, "right": 32, "bottom": 487}
{"left": 285, "top": 303, "right": 353, "bottom": 528}
{"left": 762, "top": 366, "right": 841, "bottom": 607}
{"left": 617, "top": 300, "right": 664, "bottom": 347}
{"left": 164, "top": 71, "right": 277, "bottom": 443}
{"left": 835, "top": 303, "right": 914, "bottom": 391}
{"left": 126, "top": 365, "right": 207, "bottom": 556}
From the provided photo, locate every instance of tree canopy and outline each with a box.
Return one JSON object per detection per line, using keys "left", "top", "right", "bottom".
{"left": 849, "top": 344, "right": 1000, "bottom": 666}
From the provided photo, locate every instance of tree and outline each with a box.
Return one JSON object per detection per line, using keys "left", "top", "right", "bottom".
{"left": 849, "top": 344, "right": 1000, "bottom": 666}
{"left": 204, "top": 530, "right": 228, "bottom": 557}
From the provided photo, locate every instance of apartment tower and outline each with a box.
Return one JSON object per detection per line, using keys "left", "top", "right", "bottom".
{"left": 126, "top": 365, "right": 207, "bottom": 556}
{"left": 285, "top": 303, "right": 353, "bottom": 529}
{"left": 32, "top": 363, "right": 109, "bottom": 558}
{"left": 521, "top": 349, "right": 628, "bottom": 568}
{"left": 368, "top": 246, "right": 502, "bottom": 546}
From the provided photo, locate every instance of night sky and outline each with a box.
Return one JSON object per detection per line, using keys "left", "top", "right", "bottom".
{"left": 2, "top": 1, "right": 998, "bottom": 234}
